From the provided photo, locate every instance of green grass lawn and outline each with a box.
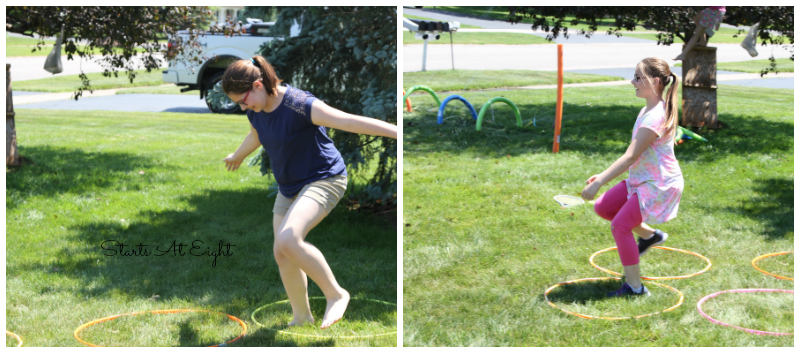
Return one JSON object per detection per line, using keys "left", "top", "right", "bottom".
{"left": 402, "top": 77, "right": 793, "bottom": 346}
{"left": 403, "top": 70, "right": 623, "bottom": 92}
{"left": 6, "top": 109, "right": 397, "bottom": 347}
{"left": 7, "top": 34, "right": 158, "bottom": 57}
{"left": 675, "top": 58, "right": 795, "bottom": 74}
{"left": 403, "top": 31, "right": 551, "bottom": 45}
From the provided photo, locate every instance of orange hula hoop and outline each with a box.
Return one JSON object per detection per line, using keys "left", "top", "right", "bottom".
{"left": 590, "top": 246, "right": 712, "bottom": 280}
{"left": 74, "top": 309, "right": 247, "bottom": 347}
{"left": 6, "top": 330, "right": 23, "bottom": 347}
{"left": 544, "top": 277, "right": 684, "bottom": 320}
{"left": 751, "top": 251, "right": 794, "bottom": 281}
{"left": 403, "top": 90, "right": 412, "bottom": 112}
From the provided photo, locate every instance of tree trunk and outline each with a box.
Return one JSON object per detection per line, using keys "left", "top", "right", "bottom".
{"left": 7, "top": 63, "right": 20, "bottom": 166}
{"left": 681, "top": 45, "right": 719, "bottom": 129}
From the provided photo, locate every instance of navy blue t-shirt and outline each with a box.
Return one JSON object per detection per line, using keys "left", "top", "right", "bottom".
{"left": 246, "top": 85, "right": 347, "bottom": 198}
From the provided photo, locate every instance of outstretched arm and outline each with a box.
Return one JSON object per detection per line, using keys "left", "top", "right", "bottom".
{"left": 582, "top": 127, "right": 659, "bottom": 200}
{"left": 310, "top": 100, "right": 397, "bottom": 139}
{"left": 224, "top": 124, "right": 262, "bottom": 171}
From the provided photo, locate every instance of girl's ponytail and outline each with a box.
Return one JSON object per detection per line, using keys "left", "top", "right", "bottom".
{"left": 251, "top": 55, "right": 282, "bottom": 97}
{"left": 638, "top": 58, "right": 680, "bottom": 138}
{"left": 221, "top": 55, "right": 283, "bottom": 96}
{"left": 664, "top": 72, "right": 679, "bottom": 138}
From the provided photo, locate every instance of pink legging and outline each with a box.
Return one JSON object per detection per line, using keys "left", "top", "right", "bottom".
{"left": 593, "top": 180, "right": 642, "bottom": 266}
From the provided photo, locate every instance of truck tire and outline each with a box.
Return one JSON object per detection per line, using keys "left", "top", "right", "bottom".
{"left": 204, "top": 71, "right": 242, "bottom": 114}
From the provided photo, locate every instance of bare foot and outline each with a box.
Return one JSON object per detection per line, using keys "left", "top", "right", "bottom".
{"left": 288, "top": 315, "right": 314, "bottom": 327}
{"left": 320, "top": 290, "right": 350, "bottom": 329}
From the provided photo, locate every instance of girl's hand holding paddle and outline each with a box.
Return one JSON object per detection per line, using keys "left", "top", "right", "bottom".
{"left": 582, "top": 181, "right": 601, "bottom": 201}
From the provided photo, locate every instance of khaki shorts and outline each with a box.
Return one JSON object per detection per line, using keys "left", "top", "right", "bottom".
{"left": 273, "top": 175, "right": 348, "bottom": 216}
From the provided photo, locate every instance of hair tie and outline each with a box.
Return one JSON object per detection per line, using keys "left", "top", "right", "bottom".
{"left": 250, "top": 58, "right": 255, "bottom": 64}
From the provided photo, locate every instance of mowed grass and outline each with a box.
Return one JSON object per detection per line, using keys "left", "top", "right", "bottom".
{"left": 6, "top": 109, "right": 397, "bottom": 347}
{"left": 402, "top": 77, "right": 793, "bottom": 346}
{"left": 6, "top": 34, "right": 156, "bottom": 57}
{"left": 622, "top": 27, "right": 772, "bottom": 44}
{"left": 403, "top": 70, "right": 623, "bottom": 92}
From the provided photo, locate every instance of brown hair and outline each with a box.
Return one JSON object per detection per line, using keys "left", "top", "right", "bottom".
{"left": 636, "top": 57, "right": 679, "bottom": 136}
{"left": 221, "top": 55, "right": 283, "bottom": 97}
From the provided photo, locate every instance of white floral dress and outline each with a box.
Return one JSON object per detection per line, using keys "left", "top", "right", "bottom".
{"left": 625, "top": 103, "right": 684, "bottom": 224}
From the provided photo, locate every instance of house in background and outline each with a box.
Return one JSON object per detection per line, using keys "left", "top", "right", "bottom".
{"left": 211, "top": 6, "right": 244, "bottom": 27}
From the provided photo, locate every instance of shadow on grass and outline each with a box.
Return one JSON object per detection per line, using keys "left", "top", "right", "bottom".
{"left": 722, "top": 177, "right": 794, "bottom": 241}
{"left": 10, "top": 186, "right": 396, "bottom": 346}
{"left": 405, "top": 101, "right": 793, "bottom": 161}
{"left": 5, "top": 145, "right": 167, "bottom": 210}
{"left": 544, "top": 278, "right": 621, "bottom": 305}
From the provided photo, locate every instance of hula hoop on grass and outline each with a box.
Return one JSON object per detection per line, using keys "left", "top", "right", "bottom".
{"left": 590, "top": 246, "right": 712, "bottom": 280}
{"left": 250, "top": 296, "right": 397, "bottom": 339}
{"left": 751, "top": 251, "right": 794, "bottom": 281}
{"left": 697, "top": 289, "right": 794, "bottom": 336}
{"left": 437, "top": 95, "right": 478, "bottom": 125}
{"left": 402, "top": 90, "right": 412, "bottom": 112}
{"left": 475, "top": 97, "right": 522, "bottom": 131}
{"left": 6, "top": 331, "right": 23, "bottom": 347}
{"left": 74, "top": 309, "right": 247, "bottom": 347}
{"left": 544, "top": 277, "right": 684, "bottom": 320}
{"left": 403, "top": 85, "right": 442, "bottom": 107}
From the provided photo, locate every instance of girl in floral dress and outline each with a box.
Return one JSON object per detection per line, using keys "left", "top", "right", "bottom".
{"left": 582, "top": 57, "right": 684, "bottom": 297}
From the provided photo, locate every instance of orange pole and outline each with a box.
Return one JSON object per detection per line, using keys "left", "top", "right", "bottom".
{"left": 553, "top": 44, "right": 563, "bottom": 153}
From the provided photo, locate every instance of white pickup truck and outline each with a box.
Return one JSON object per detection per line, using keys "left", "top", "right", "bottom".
{"left": 162, "top": 20, "right": 300, "bottom": 113}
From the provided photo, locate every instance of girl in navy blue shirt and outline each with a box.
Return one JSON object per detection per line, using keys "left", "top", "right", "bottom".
{"left": 221, "top": 55, "right": 397, "bottom": 329}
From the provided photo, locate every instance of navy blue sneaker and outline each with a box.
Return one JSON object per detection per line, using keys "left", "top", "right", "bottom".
{"left": 638, "top": 229, "right": 668, "bottom": 256}
{"left": 607, "top": 282, "right": 651, "bottom": 297}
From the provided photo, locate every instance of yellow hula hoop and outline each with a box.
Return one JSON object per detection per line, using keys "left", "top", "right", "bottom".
{"left": 74, "top": 309, "right": 247, "bottom": 347}
{"left": 6, "top": 330, "right": 23, "bottom": 347}
{"left": 751, "top": 251, "right": 794, "bottom": 281}
{"left": 250, "top": 296, "right": 397, "bottom": 339}
{"left": 544, "top": 277, "right": 684, "bottom": 320}
{"left": 590, "top": 246, "right": 712, "bottom": 280}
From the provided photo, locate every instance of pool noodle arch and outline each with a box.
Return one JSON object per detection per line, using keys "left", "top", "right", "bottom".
{"left": 402, "top": 85, "right": 442, "bottom": 107}
{"left": 476, "top": 97, "right": 522, "bottom": 131}
{"left": 437, "top": 95, "right": 478, "bottom": 125}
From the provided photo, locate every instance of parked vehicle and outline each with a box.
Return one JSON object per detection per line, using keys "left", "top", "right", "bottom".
{"left": 162, "top": 19, "right": 300, "bottom": 113}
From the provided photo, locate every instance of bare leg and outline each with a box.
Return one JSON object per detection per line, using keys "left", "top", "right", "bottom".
{"left": 275, "top": 196, "right": 350, "bottom": 329}
{"left": 623, "top": 264, "right": 642, "bottom": 289}
{"left": 674, "top": 24, "right": 706, "bottom": 61}
{"left": 273, "top": 213, "right": 314, "bottom": 326}
{"left": 633, "top": 223, "right": 656, "bottom": 239}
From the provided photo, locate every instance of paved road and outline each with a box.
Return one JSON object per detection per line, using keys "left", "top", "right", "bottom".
{"left": 402, "top": 9, "right": 793, "bottom": 90}
{"left": 14, "top": 93, "right": 212, "bottom": 113}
